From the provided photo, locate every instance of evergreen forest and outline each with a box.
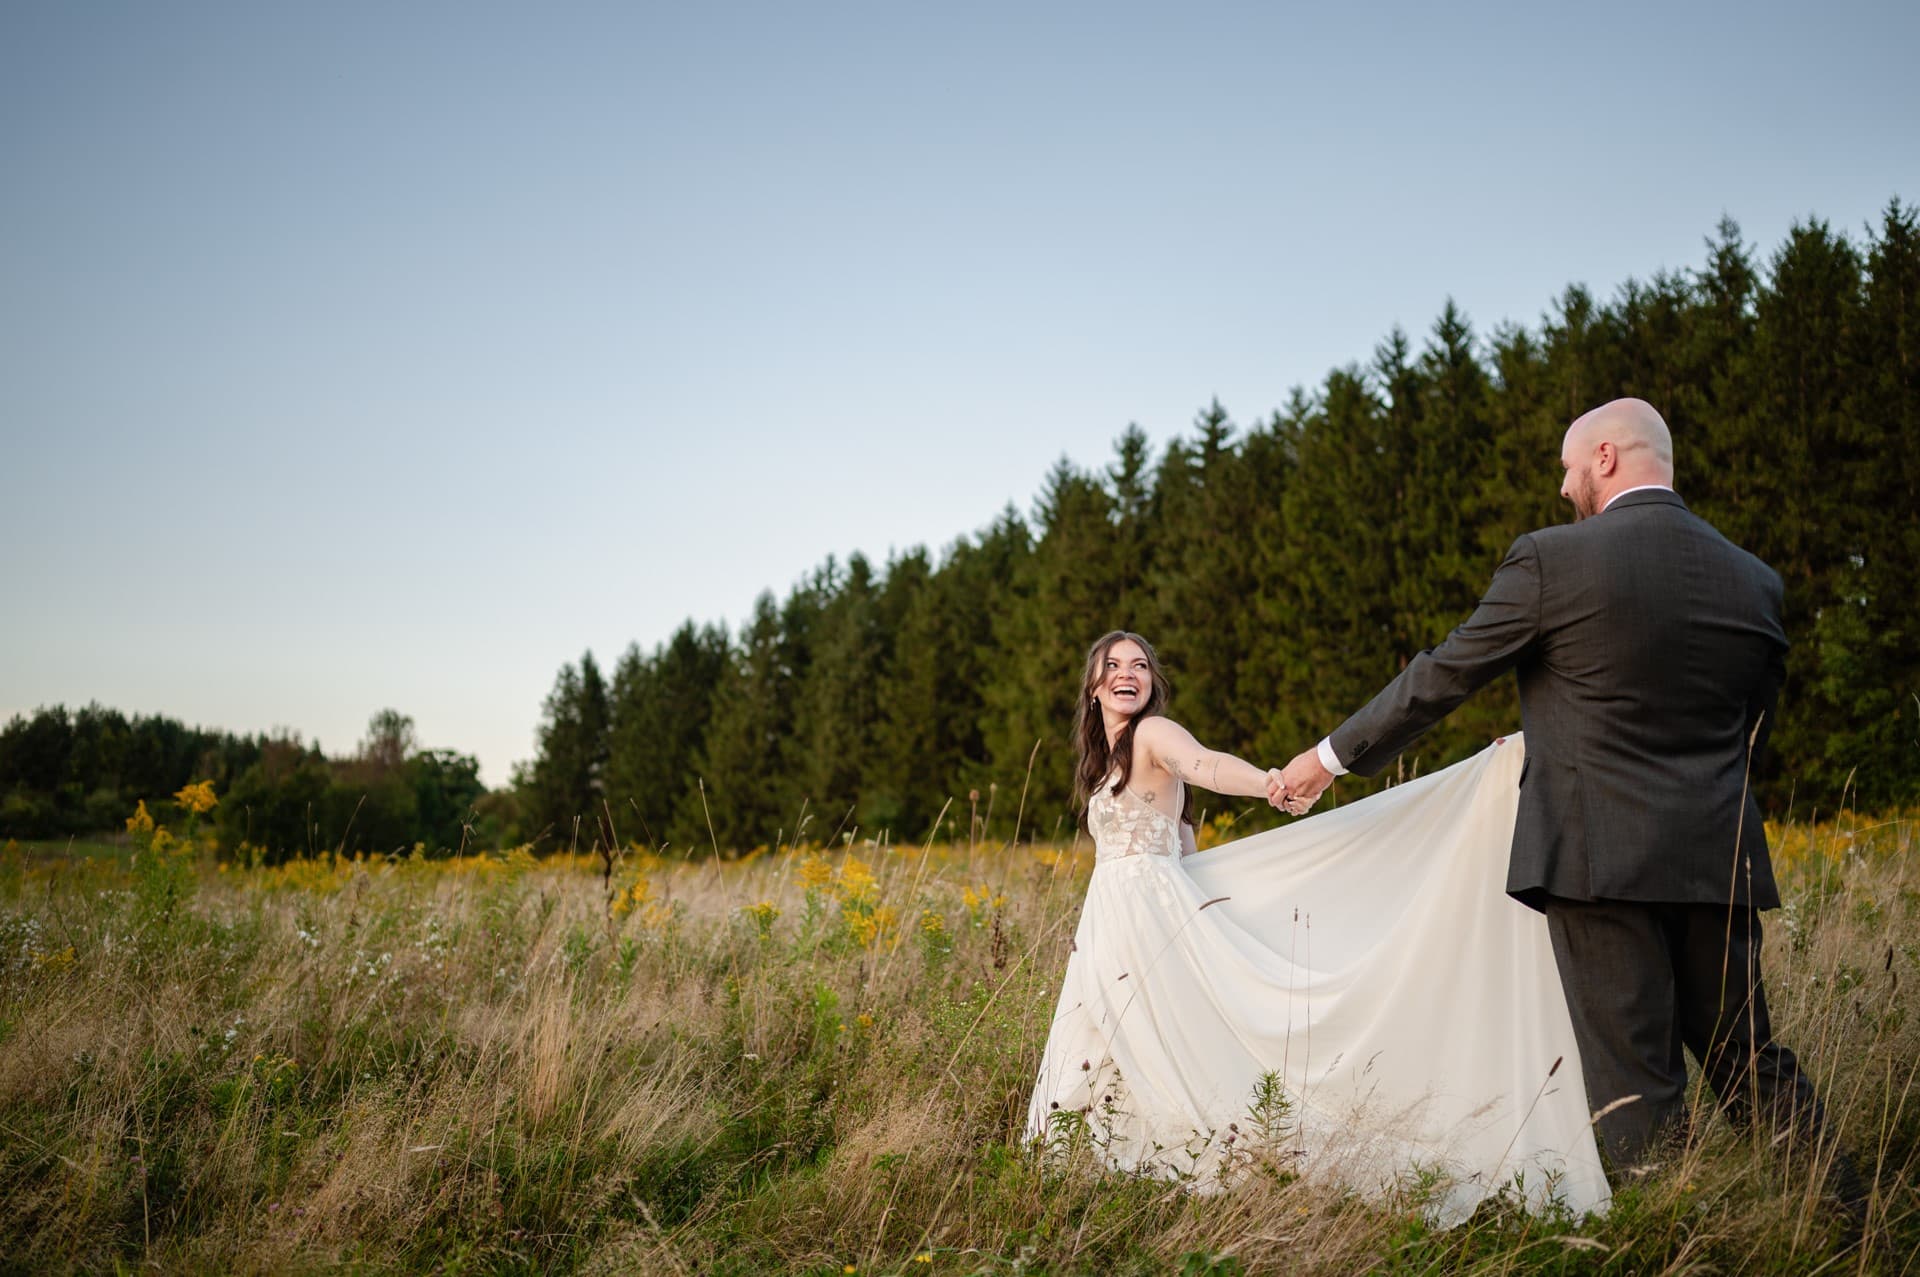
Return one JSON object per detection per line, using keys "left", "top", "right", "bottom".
{"left": 5, "top": 204, "right": 1917, "bottom": 856}
{"left": 523, "top": 206, "right": 1920, "bottom": 854}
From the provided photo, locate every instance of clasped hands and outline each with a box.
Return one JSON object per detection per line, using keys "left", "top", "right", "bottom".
{"left": 1265, "top": 746, "right": 1335, "bottom": 817}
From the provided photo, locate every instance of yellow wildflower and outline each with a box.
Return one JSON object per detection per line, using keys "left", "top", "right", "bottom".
{"left": 835, "top": 857, "right": 879, "bottom": 906}
{"left": 741, "top": 900, "right": 780, "bottom": 938}
{"left": 1195, "top": 810, "right": 1242, "bottom": 850}
{"left": 150, "top": 828, "right": 176, "bottom": 853}
{"left": 961, "top": 883, "right": 1007, "bottom": 924}
{"left": 919, "top": 909, "right": 947, "bottom": 937}
{"left": 797, "top": 854, "right": 834, "bottom": 893}
{"left": 126, "top": 800, "right": 155, "bottom": 835}
{"left": 613, "top": 876, "right": 655, "bottom": 918}
{"left": 845, "top": 911, "right": 879, "bottom": 948}
{"left": 29, "top": 946, "right": 76, "bottom": 974}
{"left": 173, "top": 780, "right": 218, "bottom": 815}
{"left": 847, "top": 904, "right": 898, "bottom": 950}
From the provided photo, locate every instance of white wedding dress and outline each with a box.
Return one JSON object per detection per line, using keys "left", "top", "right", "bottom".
{"left": 1025, "top": 734, "right": 1609, "bottom": 1224}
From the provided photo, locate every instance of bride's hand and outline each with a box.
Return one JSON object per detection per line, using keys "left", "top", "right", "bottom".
{"left": 1265, "top": 769, "right": 1309, "bottom": 816}
{"left": 1279, "top": 747, "right": 1334, "bottom": 807}
{"left": 1267, "top": 767, "right": 1314, "bottom": 816}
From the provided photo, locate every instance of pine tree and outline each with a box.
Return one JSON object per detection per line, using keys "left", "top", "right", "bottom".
{"left": 1740, "top": 220, "right": 1867, "bottom": 800}
{"left": 603, "top": 645, "right": 659, "bottom": 837}
{"left": 942, "top": 511, "right": 1035, "bottom": 826}
{"left": 791, "top": 554, "right": 887, "bottom": 842}
{"left": 980, "top": 460, "right": 1137, "bottom": 836}
{"left": 862, "top": 549, "right": 937, "bottom": 835}
{"left": 1142, "top": 401, "right": 1270, "bottom": 753}
{"left": 861, "top": 511, "right": 1037, "bottom": 845}
{"left": 604, "top": 621, "right": 729, "bottom": 849}
{"left": 676, "top": 594, "right": 799, "bottom": 853}
{"left": 1271, "top": 368, "right": 1403, "bottom": 789}
{"left": 1680, "top": 218, "right": 1761, "bottom": 520}
{"left": 1482, "top": 322, "right": 1563, "bottom": 543}
{"left": 1815, "top": 200, "right": 1920, "bottom": 806}
{"left": 1109, "top": 424, "right": 1156, "bottom": 551}
{"left": 525, "top": 653, "right": 611, "bottom": 850}
{"left": 1408, "top": 302, "right": 1511, "bottom": 761}
{"left": 1239, "top": 393, "right": 1312, "bottom": 770}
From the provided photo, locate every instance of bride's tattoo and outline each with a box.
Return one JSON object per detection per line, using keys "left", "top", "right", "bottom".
{"left": 1184, "top": 754, "right": 1221, "bottom": 789}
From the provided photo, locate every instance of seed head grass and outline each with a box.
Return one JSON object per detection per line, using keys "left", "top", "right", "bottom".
{"left": 0, "top": 810, "right": 1913, "bottom": 1273}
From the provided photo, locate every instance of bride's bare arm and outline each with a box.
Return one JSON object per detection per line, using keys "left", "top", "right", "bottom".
{"left": 1133, "top": 716, "right": 1278, "bottom": 800}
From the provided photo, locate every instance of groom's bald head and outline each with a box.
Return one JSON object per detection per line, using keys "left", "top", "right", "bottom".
{"left": 1567, "top": 398, "right": 1674, "bottom": 472}
{"left": 1559, "top": 398, "right": 1674, "bottom": 520}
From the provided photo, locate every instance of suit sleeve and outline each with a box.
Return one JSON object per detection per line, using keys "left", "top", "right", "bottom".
{"left": 1329, "top": 533, "right": 1543, "bottom": 777}
{"left": 1744, "top": 569, "right": 1788, "bottom": 766}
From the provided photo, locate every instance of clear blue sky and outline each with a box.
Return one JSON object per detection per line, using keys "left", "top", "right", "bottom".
{"left": 3, "top": 1, "right": 1914, "bottom": 786}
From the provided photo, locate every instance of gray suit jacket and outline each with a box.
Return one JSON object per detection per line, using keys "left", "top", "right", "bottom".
{"left": 1329, "top": 489, "right": 1786, "bottom": 911}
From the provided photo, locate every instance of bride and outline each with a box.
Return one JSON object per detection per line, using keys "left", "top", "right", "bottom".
{"left": 1025, "top": 630, "right": 1609, "bottom": 1223}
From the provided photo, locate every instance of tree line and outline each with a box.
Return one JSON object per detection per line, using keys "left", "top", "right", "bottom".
{"left": 0, "top": 705, "right": 497, "bottom": 858}
{"left": 525, "top": 204, "right": 1920, "bottom": 854}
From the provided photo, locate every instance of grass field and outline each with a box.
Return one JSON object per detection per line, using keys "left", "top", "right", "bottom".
{"left": 8, "top": 835, "right": 133, "bottom": 861}
{"left": 0, "top": 806, "right": 1915, "bottom": 1275}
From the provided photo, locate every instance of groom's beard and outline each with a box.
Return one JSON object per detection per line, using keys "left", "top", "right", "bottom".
{"left": 1568, "top": 470, "right": 1600, "bottom": 521}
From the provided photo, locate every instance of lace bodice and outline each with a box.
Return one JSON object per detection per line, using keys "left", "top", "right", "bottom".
{"left": 1086, "top": 781, "right": 1186, "bottom": 864}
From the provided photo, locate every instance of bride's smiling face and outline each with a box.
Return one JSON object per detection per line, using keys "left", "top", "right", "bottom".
{"left": 1094, "top": 639, "right": 1154, "bottom": 719}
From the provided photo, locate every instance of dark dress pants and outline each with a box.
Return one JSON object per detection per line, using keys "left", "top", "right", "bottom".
{"left": 1543, "top": 897, "right": 1863, "bottom": 1207}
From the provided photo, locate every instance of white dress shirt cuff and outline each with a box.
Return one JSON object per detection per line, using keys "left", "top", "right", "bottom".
{"left": 1316, "top": 736, "right": 1348, "bottom": 776}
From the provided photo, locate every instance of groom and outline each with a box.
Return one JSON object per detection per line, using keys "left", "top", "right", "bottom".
{"left": 1274, "top": 398, "right": 1865, "bottom": 1208}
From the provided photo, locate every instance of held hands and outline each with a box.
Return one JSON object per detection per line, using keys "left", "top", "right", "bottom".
{"left": 1263, "top": 766, "right": 1313, "bottom": 816}
{"left": 1267, "top": 747, "right": 1335, "bottom": 816}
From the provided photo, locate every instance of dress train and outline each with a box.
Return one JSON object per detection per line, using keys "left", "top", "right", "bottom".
{"left": 1024, "top": 735, "right": 1609, "bottom": 1224}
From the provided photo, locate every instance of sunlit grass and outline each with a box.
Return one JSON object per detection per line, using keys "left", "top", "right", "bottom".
{"left": 0, "top": 804, "right": 1914, "bottom": 1274}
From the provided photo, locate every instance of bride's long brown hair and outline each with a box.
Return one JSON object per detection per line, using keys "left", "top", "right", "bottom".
{"left": 1072, "top": 630, "right": 1197, "bottom": 828}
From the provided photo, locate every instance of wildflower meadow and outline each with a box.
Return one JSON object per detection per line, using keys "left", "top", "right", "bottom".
{"left": 0, "top": 787, "right": 1915, "bottom": 1275}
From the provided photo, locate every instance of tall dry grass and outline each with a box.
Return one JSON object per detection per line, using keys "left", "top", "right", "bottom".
{"left": 0, "top": 809, "right": 1914, "bottom": 1275}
